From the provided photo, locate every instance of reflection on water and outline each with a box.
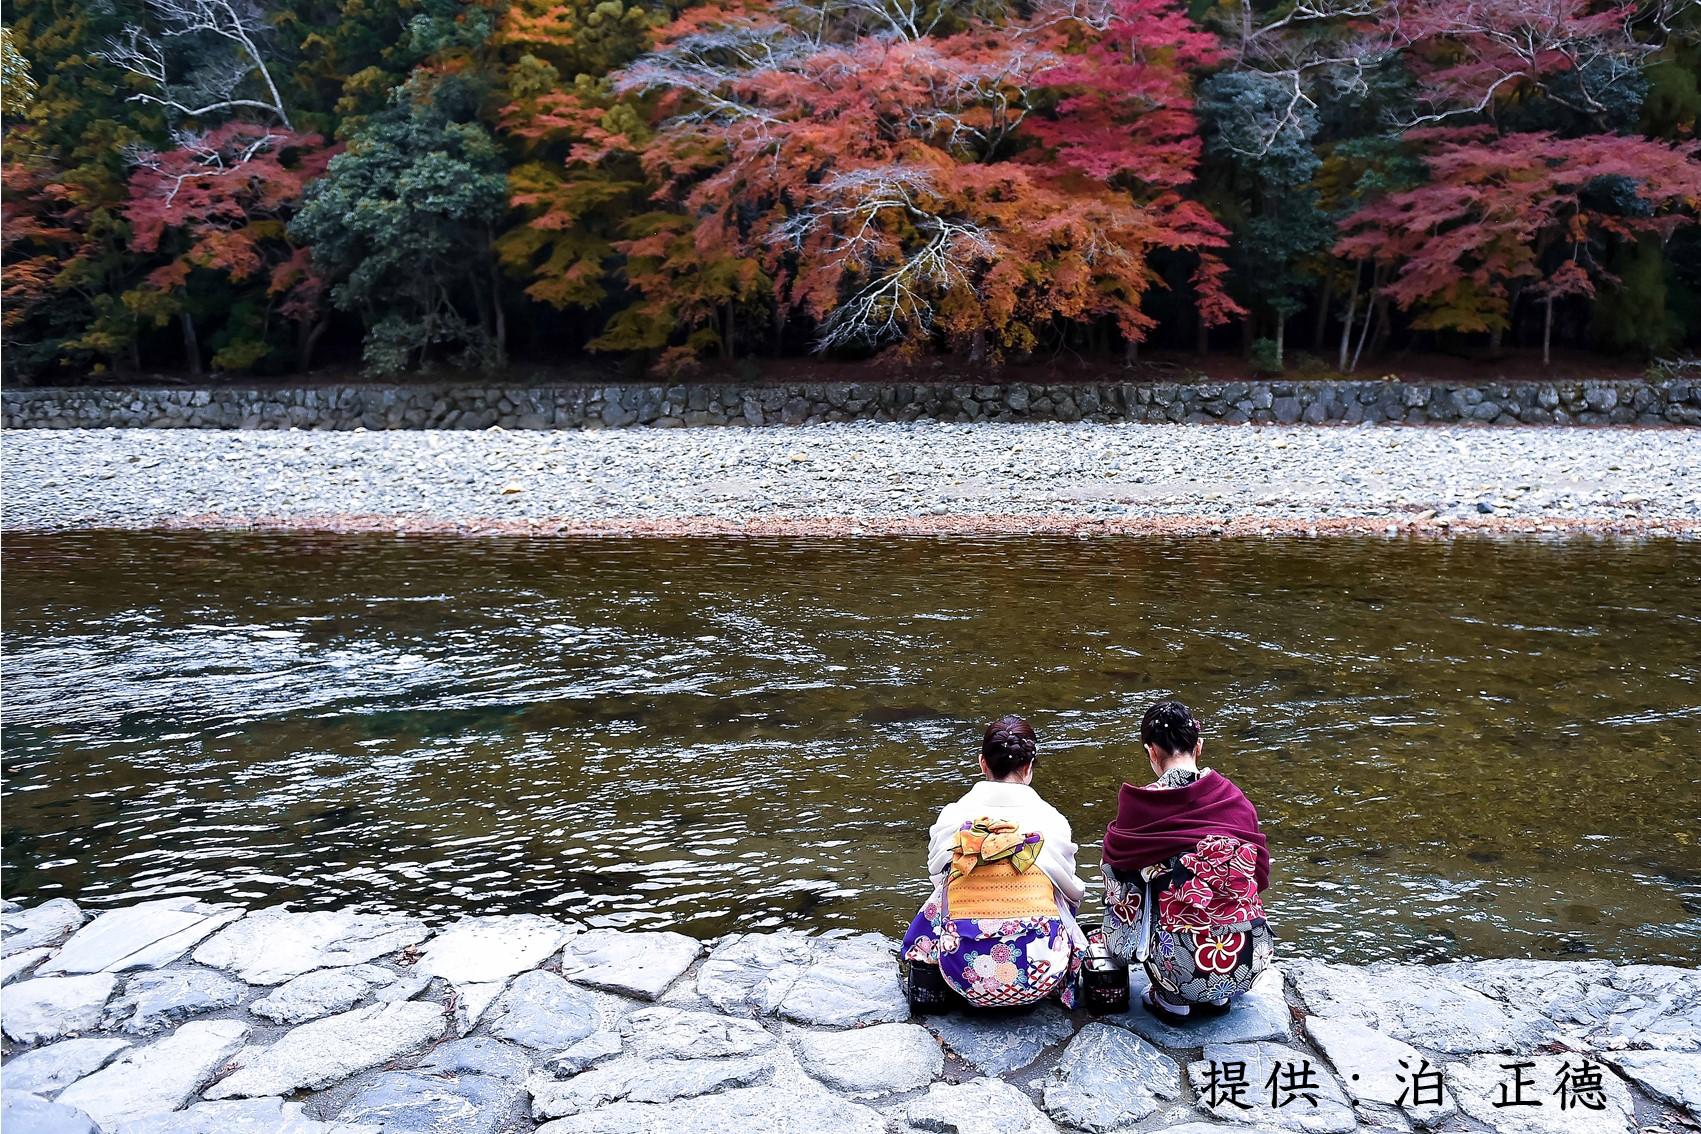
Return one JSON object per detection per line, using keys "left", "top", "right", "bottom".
{"left": 2, "top": 532, "right": 1698, "bottom": 964}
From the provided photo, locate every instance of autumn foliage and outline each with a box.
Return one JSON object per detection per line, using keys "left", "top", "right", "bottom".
{"left": 1338, "top": 130, "right": 1701, "bottom": 339}
{"left": 3, "top": 0, "right": 1700, "bottom": 378}
{"left": 125, "top": 125, "right": 334, "bottom": 331}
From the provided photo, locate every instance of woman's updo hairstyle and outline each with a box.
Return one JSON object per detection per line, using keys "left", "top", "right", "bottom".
{"left": 982, "top": 715, "right": 1039, "bottom": 778}
{"left": 1141, "top": 700, "right": 1201, "bottom": 757}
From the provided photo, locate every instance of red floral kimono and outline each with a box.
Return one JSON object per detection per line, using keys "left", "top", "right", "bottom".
{"left": 1101, "top": 770, "right": 1275, "bottom": 1005}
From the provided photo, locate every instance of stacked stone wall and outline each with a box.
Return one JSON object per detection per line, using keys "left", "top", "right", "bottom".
{"left": 6, "top": 377, "right": 1698, "bottom": 429}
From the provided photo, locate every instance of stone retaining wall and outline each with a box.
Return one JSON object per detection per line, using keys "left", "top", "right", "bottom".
{"left": 5, "top": 376, "right": 1699, "bottom": 429}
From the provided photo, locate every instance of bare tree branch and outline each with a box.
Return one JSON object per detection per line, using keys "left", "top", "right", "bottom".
{"left": 101, "top": 0, "right": 292, "bottom": 129}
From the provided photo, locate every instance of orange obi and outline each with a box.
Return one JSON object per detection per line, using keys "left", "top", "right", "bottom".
{"left": 946, "top": 859, "right": 1059, "bottom": 920}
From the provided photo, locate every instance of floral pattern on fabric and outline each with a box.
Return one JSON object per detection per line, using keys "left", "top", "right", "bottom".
{"left": 1147, "top": 919, "right": 1274, "bottom": 1004}
{"left": 903, "top": 903, "right": 1081, "bottom": 1009}
{"left": 1159, "top": 834, "right": 1266, "bottom": 933}
{"left": 903, "top": 819, "right": 1082, "bottom": 1010}
{"left": 1102, "top": 829, "right": 1275, "bottom": 1007}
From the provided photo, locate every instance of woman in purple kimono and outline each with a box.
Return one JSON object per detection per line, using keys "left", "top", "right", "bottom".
{"left": 901, "top": 716, "right": 1087, "bottom": 1009}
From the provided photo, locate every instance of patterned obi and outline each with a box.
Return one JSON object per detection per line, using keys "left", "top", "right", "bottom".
{"left": 903, "top": 817, "right": 1085, "bottom": 1009}
{"left": 1103, "top": 833, "right": 1274, "bottom": 1004}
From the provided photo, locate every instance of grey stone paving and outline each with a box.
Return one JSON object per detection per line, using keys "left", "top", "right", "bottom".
{"left": 38, "top": 900, "right": 240, "bottom": 977}
{"left": 104, "top": 970, "right": 247, "bottom": 1035}
{"left": 1, "top": 898, "right": 1697, "bottom": 1134}
{"left": 558, "top": 929, "right": 700, "bottom": 1001}
{"left": 191, "top": 909, "right": 430, "bottom": 986}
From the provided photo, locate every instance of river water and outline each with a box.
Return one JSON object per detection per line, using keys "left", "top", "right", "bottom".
{"left": 3, "top": 531, "right": 1697, "bottom": 964}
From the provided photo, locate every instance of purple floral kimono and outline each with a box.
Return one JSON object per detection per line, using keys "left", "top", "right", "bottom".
{"left": 901, "top": 818, "right": 1084, "bottom": 1009}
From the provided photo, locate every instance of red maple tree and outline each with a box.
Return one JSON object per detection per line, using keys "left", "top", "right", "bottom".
{"left": 517, "top": 0, "right": 1241, "bottom": 369}
{"left": 125, "top": 123, "right": 333, "bottom": 322}
{"left": 1337, "top": 128, "right": 1701, "bottom": 360}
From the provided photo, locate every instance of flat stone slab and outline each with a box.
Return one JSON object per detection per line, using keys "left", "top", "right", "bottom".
{"left": 413, "top": 914, "right": 573, "bottom": 986}
{"left": 1042, "top": 1022, "right": 1179, "bottom": 1132}
{"left": 372, "top": 972, "right": 430, "bottom": 1003}
{"left": 906, "top": 1078, "right": 1058, "bottom": 1134}
{"left": 621, "top": 1005, "right": 776, "bottom": 1059}
{"left": 40, "top": 900, "right": 242, "bottom": 976}
{"left": 789, "top": 1022, "right": 942, "bottom": 1096}
{"left": 776, "top": 934, "right": 907, "bottom": 1027}
{"left": 1288, "top": 959, "right": 1557, "bottom": 1054}
{"left": 340, "top": 1066, "right": 527, "bottom": 1134}
{"left": 3, "top": 948, "right": 54, "bottom": 985}
{"left": 487, "top": 970, "right": 629, "bottom": 1052}
{"left": 1, "top": 1091, "right": 100, "bottom": 1134}
{"left": 1447, "top": 1052, "right": 1635, "bottom": 1134}
{"left": 3, "top": 974, "right": 118, "bottom": 1044}
{"left": 552, "top": 1032, "right": 624, "bottom": 1076}
{"left": 1106, "top": 965, "right": 1291, "bottom": 1048}
{"left": 1187, "top": 1040, "right": 1357, "bottom": 1133}
{"left": 192, "top": 909, "right": 430, "bottom": 986}
{"left": 110, "top": 1097, "right": 383, "bottom": 1134}
{"left": 1305, "top": 1015, "right": 1457, "bottom": 1127}
{"left": 1, "top": 1037, "right": 133, "bottom": 1095}
{"left": 695, "top": 931, "right": 817, "bottom": 1016}
{"left": 1605, "top": 1049, "right": 1701, "bottom": 1116}
{"left": 56, "top": 1018, "right": 249, "bottom": 1130}
{"left": 558, "top": 929, "right": 701, "bottom": 1001}
{"left": 3, "top": 900, "right": 84, "bottom": 957}
{"left": 204, "top": 1001, "right": 445, "bottom": 1099}
{"left": 530, "top": 1053, "right": 776, "bottom": 1119}
{"left": 106, "top": 968, "right": 248, "bottom": 1034}
{"left": 533, "top": 1082, "right": 886, "bottom": 1134}
{"left": 452, "top": 981, "right": 507, "bottom": 1035}
{"left": 1432, "top": 959, "right": 1617, "bottom": 1030}
{"left": 1591, "top": 963, "right": 1701, "bottom": 1052}
{"left": 923, "top": 1002, "right": 1076, "bottom": 1076}
{"left": 250, "top": 965, "right": 396, "bottom": 1024}
{"left": 420, "top": 1036, "right": 535, "bottom": 1079}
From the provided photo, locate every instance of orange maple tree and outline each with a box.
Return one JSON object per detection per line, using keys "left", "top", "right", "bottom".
{"left": 507, "top": 0, "right": 1241, "bottom": 369}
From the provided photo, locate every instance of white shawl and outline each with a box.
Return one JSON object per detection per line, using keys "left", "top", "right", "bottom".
{"left": 924, "top": 780, "right": 1086, "bottom": 907}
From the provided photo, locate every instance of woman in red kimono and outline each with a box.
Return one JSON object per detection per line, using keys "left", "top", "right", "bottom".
{"left": 1100, "top": 700, "right": 1275, "bottom": 1025}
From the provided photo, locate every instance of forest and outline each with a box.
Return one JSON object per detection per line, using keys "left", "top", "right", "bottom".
{"left": 3, "top": 0, "right": 1700, "bottom": 383}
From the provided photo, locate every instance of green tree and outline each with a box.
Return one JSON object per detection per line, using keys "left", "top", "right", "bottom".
{"left": 1198, "top": 71, "right": 1333, "bottom": 369}
{"left": 291, "top": 72, "right": 508, "bottom": 373}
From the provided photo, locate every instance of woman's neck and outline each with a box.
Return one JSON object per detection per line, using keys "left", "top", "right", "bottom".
{"left": 1153, "top": 757, "right": 1199, "bottom": 779}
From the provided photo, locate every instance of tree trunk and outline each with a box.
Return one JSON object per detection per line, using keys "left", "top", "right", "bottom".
{"left": 180, "top": 310, "right": 202, "bottom": 377}
{"left": 723, "top": 303, "right": 736, "bottom": 361}
{"left": 1313, "top": 275, "right": 1333, "bottom": 349}
{"left": 1542, "top": 293, "right": 1554, "bottom": 367}
{"left": 1124, "top": 337, "right": 1139, "bottom": 366}
{"left": 969, "top": 327, "right": 987, "bottom": 365}
{"left": 300, "top": 319, "right": 327, "bottom": 372}
{"left": 1338, "top": 262, "right": 1362, "bottom": 372}
{"left": 1196, "top": 314, "right": 1209, "bottom": 357}
{"left": 1274, "top": 313, "right": 1286, "bottom": 370}
{"left": 489, "top": 258, "right": 507, "bottom": 358}
{"left": 1371, "top": 289, "right": 1393, "bottom": 358}
{"left": 1350, "top": 267, "right": 1380, "bottom": 373}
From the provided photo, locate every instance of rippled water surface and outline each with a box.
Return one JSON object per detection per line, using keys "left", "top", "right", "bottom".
{"left": 4, "top": 532, "right": 1698, "bottom": 963}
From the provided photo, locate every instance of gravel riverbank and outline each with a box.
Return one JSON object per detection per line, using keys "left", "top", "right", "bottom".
{"left": 3, "top": 898, "right": 1698, "bottom": 1134}
{"left": 4, "top": 424, "right": 1700, "bottom": 536}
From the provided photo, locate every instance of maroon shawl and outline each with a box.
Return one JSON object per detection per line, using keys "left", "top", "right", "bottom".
{"left": 1101, "top": 772, "right": 1271, "bottom": 892}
